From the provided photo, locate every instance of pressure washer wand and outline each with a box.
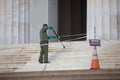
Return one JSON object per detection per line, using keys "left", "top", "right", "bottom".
{"left": 51, "top": 28, "right": 65, "bottom": 48}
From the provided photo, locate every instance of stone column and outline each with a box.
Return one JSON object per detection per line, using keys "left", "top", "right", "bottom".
{"left": 87, "top": 0, "right": 120, "bottom": 40}
{"left": 110, "top": 0, "right": 117, "bottom": 40}
{"left": 117, "top": 0, "right": 120, "bottom": 39}
{"left": 95, "top": 0, "right": 102, "bottom": 39}
{"left": 4, "top": 0, "right": 12, "bottom": 45}
{"left": 90, "top": 0, "right": 96, "bottom": 39}
{"left": 102, "top": 0, "right": 110, "bottom": 40}
{"left": 0, "top": 0, "right": 5, "bottom": 45}
{"left": 19, "top": 0, "right": 25, "bottom": 44}
{"left": 12, "top": 0, "right": 19, "bottom": 44}
{"left": 24, "top": 0, "right": 30, "bottom": 44}
{"left": 0, "top": 0, "right": 30, "bottom": 45}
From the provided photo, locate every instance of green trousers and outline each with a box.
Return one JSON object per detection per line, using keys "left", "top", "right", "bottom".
{"left": 39, "top": 42, "right": 48, "bottom": 63}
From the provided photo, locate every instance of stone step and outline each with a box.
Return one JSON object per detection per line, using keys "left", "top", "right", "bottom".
{"left": 0, "top": 64, "right": 25, "bottom": 68}
{"left": 0, "top": 69, "right": 119, "bottom": 80}
{"left": 0, "top": 61, "right": 26, "bottom": 64}
{"left": 0, "top": 68, "right": 17, "bottom": 73}
{"left": 0, "top": 59, "right": 30, "bottom": 64}
{"left": 0, "top": 56, "right": 30, "bottom": 60}
{"left": 0, "top": 41, "right": 120, "bottom": 73}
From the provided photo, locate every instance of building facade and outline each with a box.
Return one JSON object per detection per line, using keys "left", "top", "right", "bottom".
{"left": 0, "top": 0, "right": 120, "bottom": 45}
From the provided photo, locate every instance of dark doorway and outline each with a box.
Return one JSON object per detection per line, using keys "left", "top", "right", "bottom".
{"left": 58, "top": 0, "right": 87, "bottom": 41}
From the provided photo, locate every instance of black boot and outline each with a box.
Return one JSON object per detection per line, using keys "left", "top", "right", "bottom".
{"left": 44, "top": 61, "right": 50, "bottom": 63}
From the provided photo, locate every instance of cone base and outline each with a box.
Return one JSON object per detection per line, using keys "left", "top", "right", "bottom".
{"left": 90, "top": 60, "right": 100, "bottom": 69}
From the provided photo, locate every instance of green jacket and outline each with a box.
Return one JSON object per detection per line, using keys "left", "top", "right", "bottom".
{"left": 40, "top": 27, "right": 48, "bottom": 42}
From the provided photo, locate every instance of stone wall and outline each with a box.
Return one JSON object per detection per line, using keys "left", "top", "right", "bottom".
{"left": 30, "top": 0, "right": 49, "bottom": 43}
{"left": 48, "top": 0, "right": 58, "bottom": 42}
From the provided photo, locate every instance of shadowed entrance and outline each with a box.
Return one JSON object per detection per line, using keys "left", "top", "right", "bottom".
{"left": 58, "top": 0, "right": 87, "bottom": 41}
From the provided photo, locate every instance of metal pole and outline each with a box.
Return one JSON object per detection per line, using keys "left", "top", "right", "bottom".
{"left": 51, "top": 28, "right": 65, "bottom": 48}
{"left": 94, "top": 26, "right": 96, "bottom": 39}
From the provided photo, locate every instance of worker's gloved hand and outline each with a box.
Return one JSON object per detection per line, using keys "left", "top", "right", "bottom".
{"left": 48, "top": 36, "right": 56, "bottom": 39}
{"left": 48, "top": 26, "right": 53, "bottom": 29}
{"left": 57, "top": 36, "right": 61, "bottom": 39}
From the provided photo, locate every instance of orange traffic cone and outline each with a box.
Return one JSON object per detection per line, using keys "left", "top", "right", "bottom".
{"left": 90, "top": 46, "right": 100, "bottom": 69}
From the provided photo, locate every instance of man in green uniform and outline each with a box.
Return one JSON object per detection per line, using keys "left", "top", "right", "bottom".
{"left": 39, "top": 24, "right": 56, "bottom": 63}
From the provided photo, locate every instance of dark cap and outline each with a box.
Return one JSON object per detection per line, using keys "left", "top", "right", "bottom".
{"left": 43, "top": 24, "right": 48, "bottom": 27}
